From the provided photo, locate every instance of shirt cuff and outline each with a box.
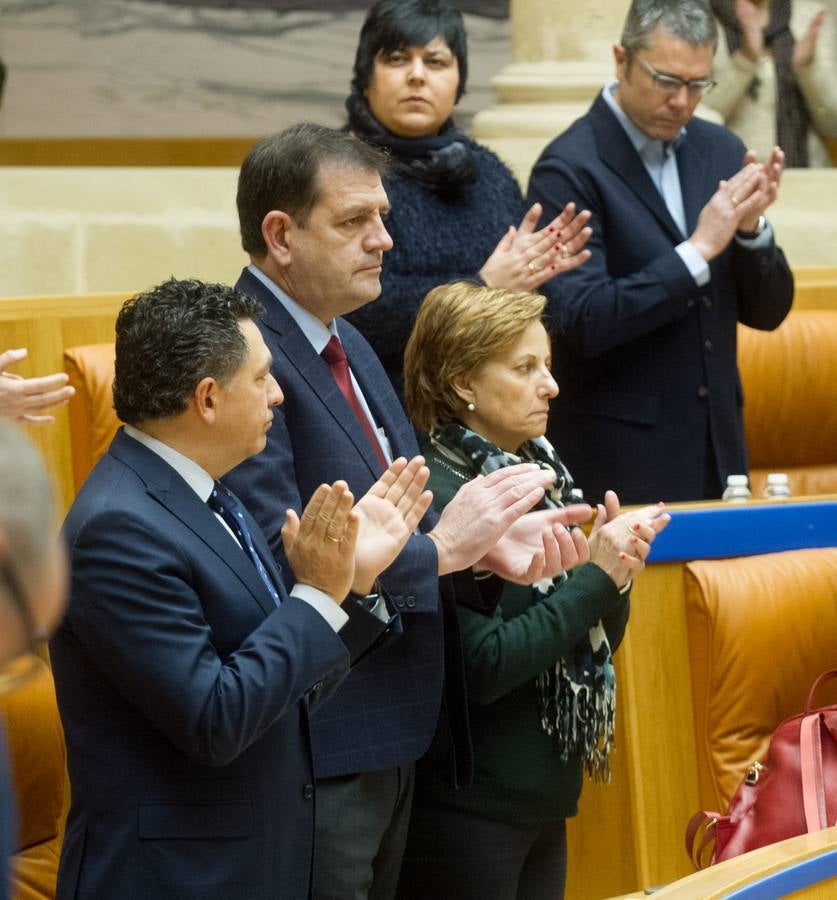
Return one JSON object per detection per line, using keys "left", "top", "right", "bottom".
{"left": 290, "top": 583, "right": 349, "bottom": 633}
{"left": 734, "top": 220, "right": 773, "bottom": 249}
{"left": 677, "top": 241, "right": 711, "bottom": 286}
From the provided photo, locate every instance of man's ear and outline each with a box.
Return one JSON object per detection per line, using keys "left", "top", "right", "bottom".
{"left": 614, "top": 43, "right": 627, "bottom": 81}
{"left": 193, "top": 376, "right": 220, "bottom": 424}
{"left": 261, "top": 210, "right": 293, "bottom": 267}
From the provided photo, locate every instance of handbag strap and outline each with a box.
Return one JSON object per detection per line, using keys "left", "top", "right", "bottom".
{"left": 801, "top": 712, "right": 828, "bottom": 832}
{"left": 805, "top": 670, "right": 837, "bottom": 714}
{"left": 685, "top": 810, "right": 721, "bottom": 869}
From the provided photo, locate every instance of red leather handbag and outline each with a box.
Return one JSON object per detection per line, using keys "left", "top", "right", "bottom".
{"left": 686, "top": 670, "right": 837, "bottom": 868}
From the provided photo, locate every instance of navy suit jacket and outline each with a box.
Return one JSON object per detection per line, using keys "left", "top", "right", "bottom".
{"left": 225, "top": 269, "right": 472, "bottom": 783}
{"left": 50, "top": 430, "right": 354, "bottom": 900}
{"left": 527, "top": 94, "right": 793, "bottom": 504}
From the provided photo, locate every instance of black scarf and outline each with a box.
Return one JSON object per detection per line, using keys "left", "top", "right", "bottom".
{"left": 712, "top": 0, "right": 810, "bottom": 167}
{"left": 345, "top": 89, "right": 479, "bottom": 199}
{"left": 429, "top": 422, "right": 616, "bottom": 782}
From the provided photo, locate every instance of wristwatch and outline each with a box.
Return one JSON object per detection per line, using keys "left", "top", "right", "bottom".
{"left": 736, "top": 215, "right": 767, "bottom": 239}
{"left": 348, "top": 582, "right": 381, "bottom": 613}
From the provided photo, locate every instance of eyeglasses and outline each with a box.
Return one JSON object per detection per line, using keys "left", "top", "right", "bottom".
{"left": 633, "top": 54, "right": 716, "bottom": 97}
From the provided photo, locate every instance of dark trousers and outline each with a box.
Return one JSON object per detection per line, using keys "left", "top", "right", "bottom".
{"left": 396, "top": 799, "right": 567, "bottom": 900}
{"left": 312, "top": 765, "right": 415, "bottom": 900}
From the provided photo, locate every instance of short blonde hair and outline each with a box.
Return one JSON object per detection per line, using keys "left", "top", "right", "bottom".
{"left": 404, "top": 281, "right": 547, "bottom": 432}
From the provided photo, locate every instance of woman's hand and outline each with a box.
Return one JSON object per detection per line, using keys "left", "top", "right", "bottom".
{"left": 587, "top": 491, "right": 670, "bottom": 589}
{"left": 794, "top": 9, "right": 826, "bottom": 69}
{"left": 479, "top": 202, "right": 592, "bottom": 292}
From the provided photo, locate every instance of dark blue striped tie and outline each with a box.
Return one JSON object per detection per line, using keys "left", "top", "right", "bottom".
{"left": 208, "top": 482, "right": 281, "bottom": 607}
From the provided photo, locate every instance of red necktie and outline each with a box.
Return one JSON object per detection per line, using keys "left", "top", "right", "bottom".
{"left": 321, "top": 335, "right": 387, "bottom": 471}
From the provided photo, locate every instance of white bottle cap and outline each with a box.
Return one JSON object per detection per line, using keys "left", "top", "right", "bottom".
{"left": 766, "top": 473, "right": 789, "bottom": 484}
{"left": 726, "top": 474, "right": 749, "bottom": 486}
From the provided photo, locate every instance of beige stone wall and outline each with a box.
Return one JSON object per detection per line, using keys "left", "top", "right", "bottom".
{"left": 0, "top": 168, "right": 247, "bottom": 297}
{"left": 1, "top": 165, "right": 835, "bottom": 299}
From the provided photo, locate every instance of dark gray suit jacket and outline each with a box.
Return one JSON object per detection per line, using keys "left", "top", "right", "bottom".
{"left": 225, "top": 269, "right": 473, "bottom": 785}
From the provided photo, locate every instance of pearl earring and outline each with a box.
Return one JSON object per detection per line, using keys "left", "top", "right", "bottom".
{"left": 467, "top": 402, "right": 476, "bottom": 412}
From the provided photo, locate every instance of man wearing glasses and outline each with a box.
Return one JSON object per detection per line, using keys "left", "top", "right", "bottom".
{"left": 528, "top": 0, "right": 793, "bottom": 505}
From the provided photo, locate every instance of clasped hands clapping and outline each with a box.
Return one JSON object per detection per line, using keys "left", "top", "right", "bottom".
{"left": 280, "top": 456, "right": 670, "bottom": 603}
{"left": 690, "top": 147, "right": 784, "bottom": 261}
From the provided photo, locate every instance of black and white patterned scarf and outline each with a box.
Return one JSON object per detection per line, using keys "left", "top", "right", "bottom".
{"left": 345, "top": 89, "right": 480, "bottom": 199}
{"left": 429, "top": 421, "right": 616, "bottom": 782}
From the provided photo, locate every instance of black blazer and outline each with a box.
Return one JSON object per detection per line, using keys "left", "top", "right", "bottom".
{"left": 51, "top": 430, "right": 353, "bottom": 899}
{"left": 528, "top": 94, "right": 793, "bottom": 503}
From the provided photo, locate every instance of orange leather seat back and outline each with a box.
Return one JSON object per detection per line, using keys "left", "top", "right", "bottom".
{"left": 685, "top": 548, "right": 837, "bottom": 813}
{"left": 63, "top": 343, "right": 119, "bottom": 493}
{"left": 0, "top": 657, "right": 66, "bottom": 900}
{"left": 738, "top": 310, "right": 837, "bottom": 496}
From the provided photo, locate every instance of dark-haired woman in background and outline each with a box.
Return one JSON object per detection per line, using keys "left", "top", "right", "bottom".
{"left": 396, "top": 281, "right": 669, "bottom": 900}
{"left": 344, "top": 0, "right": 591, "bottom": 402}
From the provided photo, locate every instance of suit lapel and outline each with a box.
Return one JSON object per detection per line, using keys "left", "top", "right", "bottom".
{"left": 676, "top": 128, "right": 710, "bottom": 234}
{"left": 589, "top": 94, "right": 685, "bottom": 244}
{"left": 109, "top": 430, "right": 280, "bottom": 618}
{"left": 237, "top": 269, "right": 386, "bottom": 479}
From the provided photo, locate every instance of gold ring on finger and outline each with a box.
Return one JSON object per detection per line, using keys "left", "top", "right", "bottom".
{"left": 528, "top": 261, "right": 538, "bottom": 273}
{"left": 731, "top": 195, "right": 739, "bottom": 208}
{"left": 325, "top": 532, "right": 342, "bottom": 543}
{"left": 560, "top": 245, "right": 569, "bottom": 259}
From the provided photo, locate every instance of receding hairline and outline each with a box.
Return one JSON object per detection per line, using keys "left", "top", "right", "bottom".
{"left": 303, "top": 160, "right": 390, "bottom": 223}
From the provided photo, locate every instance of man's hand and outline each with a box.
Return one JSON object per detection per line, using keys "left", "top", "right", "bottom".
{"left": 689, "top": 158, "right": 779, "bottom": 261}
{"left": 587, "top": 492, "right": 671, "bottom": 589}
{"left": 428, "top": 464, "right": 557, "bottom": 575}
{"left": 0, "top": 348, "right": 75, "bottom": 425}
{"left": 479, "top": 201, "right": 592, "bottom": 291}
{"left": 281, "top": 481, "right": 358, "bottom": 603}
{"left": 738, "top": 146, "right": 784, "bottom": 230}
{"left": 478, "top": 504, "right": 593, "bottom": 584}
{"left": 351, "top": 456, "right": 433, "bottom": 595}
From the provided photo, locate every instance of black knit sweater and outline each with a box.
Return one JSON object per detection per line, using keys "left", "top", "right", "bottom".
{"left": 344, "top": 139, "right": 532, "bottom": 403}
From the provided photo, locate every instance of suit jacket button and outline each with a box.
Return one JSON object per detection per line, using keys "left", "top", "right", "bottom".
{"left": 394, "top": 597, "right": 405, "bottom": 608}
{"left": 704, "top": 339, "right": 713, "bottom": 352}
{"left": 686, "top": 297, "right": 696, "bottom": 308}
{"left": 701, "top": 295, "right": 712, "bottom": 308}
{"left": 406, "top": 596, "right": 416, "bottom": 608}
{"left": 697, "top": 385, "right": 709, "bottom": 399}
{"left": 303, "top": 784, "right": 314, "bottom": 800}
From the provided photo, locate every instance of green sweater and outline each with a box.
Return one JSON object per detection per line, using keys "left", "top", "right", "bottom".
{"left": 418, "top": 446, "right": 631, "bottom": 823}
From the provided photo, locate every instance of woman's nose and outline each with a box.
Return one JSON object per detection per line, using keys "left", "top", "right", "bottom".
{"left": 406, "top": 58, "right": 426, "bottom": 83}
{"left": 541, "top": 371, "right": 559, "bottom": 398}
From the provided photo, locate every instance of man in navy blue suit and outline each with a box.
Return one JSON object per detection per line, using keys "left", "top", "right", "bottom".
{"left": 527, "top": 0, "right": 793, "bottom": 505}
{"left": 225, "top": 124, "right": 590, "bottom": 899}
{"left": 50, "top": 279, "right": 435, "bottom": 900}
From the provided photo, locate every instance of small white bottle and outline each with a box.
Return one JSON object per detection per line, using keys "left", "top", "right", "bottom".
{"left": 722, "top": 474, "right": 752, "bottom": 502}
{"left": 764, "top": 472, "right": 791, "bottom": 499}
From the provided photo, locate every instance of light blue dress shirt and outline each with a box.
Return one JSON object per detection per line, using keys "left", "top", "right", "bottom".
{"left": 602, "top": 82, "right": 772, "bottom": 288}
